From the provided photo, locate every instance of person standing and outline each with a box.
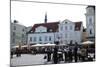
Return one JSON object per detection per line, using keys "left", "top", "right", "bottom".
{"left": 64, "top": 48, "right": 68, "bottom": 62}
{"left": 11, "top": 49, "right": 13, "bottom": 58}
{"left": 81, "top": 48, "right": 86, "bottom": 62}
{"left": 47, "top": 48, "right": 51, "bottom": 62}
{"left": 68, "top": 48, "right": 73, "bottom": 62}
{"left": 74, "top": 43, "right": 78, "bottom": 62}
{"left": 53, "top": 46, "right": 58, "bottom": 64}
{"left": 77, "top": 48, "right": 81, "bottom": 61}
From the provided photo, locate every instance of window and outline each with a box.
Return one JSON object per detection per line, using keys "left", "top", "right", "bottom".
{"left": 45, "top": 36, "right": 47, "bottom": 41}
{"left": 39, "top": 36, "right": 42, "bottom": 41}
{"left": 33, "top": 37, "right": 37, "bottom": 42}
{"left": 89, "top": 18, "right": 92, "bottom": 24}
{"left": 70, "top": 26, "right": 72, "bottom": 30}
{"left": 30, "top": 37, "right": 32, "bottom": 42}
{"left": 14, "top": 26, "right": 16, "bottom": 30}
{"left": 60, "top": 33, "right": 63, "bottom": 38}
{"left": 60, "top": 26, "right": 63, "bottom": 31}
{"left": 65, "top": 26, "right": 67, "bottom": 30}
{"left": 90, "top": 29, "right": 92, "bottom": 34}
{"left": 49, "top": 36, "right": 52, "bottom": 41}
{"left": 22, "top": 34, "right": 24, "bottom": 38}
{"left": 65, "top": 34, "right": 67, "bottom": 38}
{"left": 12, "top": 38, "right": 15, "bottom": 43}
{"left": 70, "top": 40, "right": 73, "bottom": 44}
{"left": 13, "top": 32, "right": 15, "bottom": 37}
{"left": 65, "top": 22, "right": 68, "bottom": 23}
{"left": 22, "top": 29, "right": 24, "bottom": 32}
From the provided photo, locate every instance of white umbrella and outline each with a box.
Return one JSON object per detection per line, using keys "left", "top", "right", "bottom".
{"left": 31, "top": 44, "right": 44, "bottom": 47}
{"left": 44, "top": 43, "right": 56, "bottom": 46}
{"left": 21, "top": 45, "right": 28, "bottom": 48}
{"left": 81, "top": 41, "right": 94, "bottom": 45}
{"left": 12, "top": 45, "right": 19, "bottom": 48}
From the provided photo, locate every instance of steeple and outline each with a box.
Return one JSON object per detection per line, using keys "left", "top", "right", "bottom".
{"left": 44, "top": 12, "right": 47, "bottom": 23}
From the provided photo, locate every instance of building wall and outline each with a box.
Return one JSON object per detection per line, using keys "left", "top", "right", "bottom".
{"left": 58, "top": 19, "right": 83, "bottom": 44}
{"left": 86, "top": 6, "right": 95, "bottom": 38}
{"left": 11, "top": 22, "right": 27, "bottom": 47}
{"left": 27, "top": 33, "right": 55, "bottom": 44}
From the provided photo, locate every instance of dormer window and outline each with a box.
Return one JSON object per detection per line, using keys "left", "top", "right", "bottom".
{"left": 65, "top": 22, "right": 68, "bottom": 23}
{"left": 70, "top": 26, "right": 72, "bottom": 30}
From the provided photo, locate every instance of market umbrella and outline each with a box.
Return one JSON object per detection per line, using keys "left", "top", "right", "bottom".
{"left": 81, "top": 41, "right": 94, "bottom": 45}
{"left": 44, "top": 43, "right": 56, "bottom": 46}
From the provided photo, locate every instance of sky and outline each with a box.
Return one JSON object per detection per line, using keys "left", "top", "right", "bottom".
{"left": 11, "top": 0, "right": 95, "bottom": 27}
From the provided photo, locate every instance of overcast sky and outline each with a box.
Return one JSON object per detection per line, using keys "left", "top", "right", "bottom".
{"left": 11, "top": 0, "right": 95, "bottom": 27}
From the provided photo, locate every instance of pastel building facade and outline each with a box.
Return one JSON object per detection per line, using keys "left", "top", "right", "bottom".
{"left": 27, "top": 19, "right": 83, "bottom": 45}
{"left": 11, "top": 20, "right": 27, "bottom": 47}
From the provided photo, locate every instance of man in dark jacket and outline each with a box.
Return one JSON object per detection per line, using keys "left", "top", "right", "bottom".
{"left": 53, "top": 46, "right": 58, "bottom": 64}
{"left": 74, "top": 43, "right": 78, "bottom": 62}
{"left": 47, "top": 48, "right": 52, "bottom": 62}
{"left": 68, "top": 48, "right": 73, "bottom": 62}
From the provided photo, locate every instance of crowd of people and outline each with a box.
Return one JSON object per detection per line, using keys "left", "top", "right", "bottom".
{"left": 44, "top": 45, "right": 95, "bottom": 64}
{"left": 11, "top": 43, "right": 95, "bottom": 64}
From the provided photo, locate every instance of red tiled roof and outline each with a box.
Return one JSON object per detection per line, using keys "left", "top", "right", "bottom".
{"left": 30, "top": 22, "right": 59, "bottom": 33}
{"left": 29, "top": 21, "right": 82, "bottom": 33}
{"left": 74, "top": 22, "right": 82, "bottom": 31}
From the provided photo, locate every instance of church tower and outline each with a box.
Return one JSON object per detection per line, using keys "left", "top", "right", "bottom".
{"left": 85, "top": 6, "right": 95, "bottom": 41}
{"left": 44, "top": 12, "right": 47, "bottom": 23}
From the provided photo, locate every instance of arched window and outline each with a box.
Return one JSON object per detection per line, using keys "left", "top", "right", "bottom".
{"left": 89, "top": 18, "right": 92, "bottom": 24}
{"left": 90, "top": 29, "right": 92, "bottom": 34}
{"left": 45, "top": 36, "right": 47, "bottom": 41}
{"left": 49, "top": 36, "right": 52, "bottom": 41}
{"left": 39, "top": 36, "right": 42, "bottom": 41}
{"left": 33, "top": 37, "right": 37, "bottom": 42}
{"left": 30, "top": 37, "right": 32, "bottom": 42}
{"left": 65, "top": 26, "right": 67, "bottom": 30}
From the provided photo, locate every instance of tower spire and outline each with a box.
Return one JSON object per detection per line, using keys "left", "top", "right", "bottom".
{"left": 44, "top": 12, "right": 47, "bottom": 23}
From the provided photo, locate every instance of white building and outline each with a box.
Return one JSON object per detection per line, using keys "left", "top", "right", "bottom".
{"left": 27, "top": 12, "right": 83, "bottom": 45}
{"left": 58, "top": 19, "right": 83, "bottom": 44}
{"left": 85, "top": 6, "right": 95, "bottom": 41}
{"left": 27, "top": 19, "right": 83, "bottom": 45}
{"left": 11, "top": 20, "right": 27, "bottom": 47}
{"left": 27, "top": 22, "right": 59, "bottom": 45}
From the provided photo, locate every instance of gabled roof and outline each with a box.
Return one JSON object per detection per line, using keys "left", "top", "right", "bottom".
{"left": 29, "top": 22, "right": 59, "bottom": 33}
